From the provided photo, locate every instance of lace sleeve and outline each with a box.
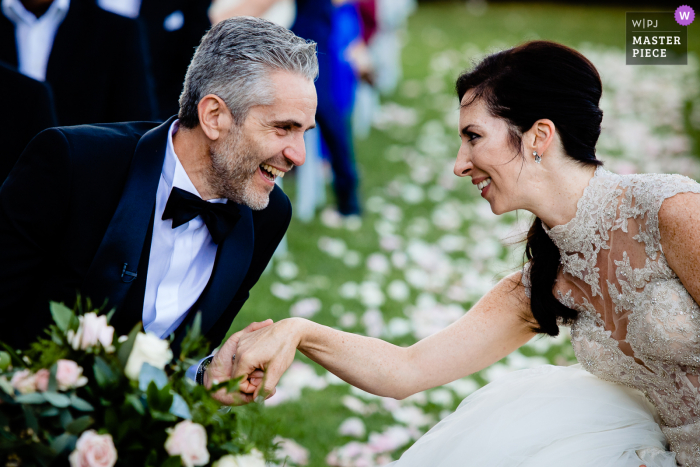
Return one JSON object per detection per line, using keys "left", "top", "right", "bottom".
{"left": 621, "top": 173, "right": 700, "bottom": 259}
{"left": 521, "top": 262, "right": 532, "bottom": 299}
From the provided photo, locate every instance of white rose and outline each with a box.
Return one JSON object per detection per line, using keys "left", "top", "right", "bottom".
{"left": 124, "top": 333, "right": 173, "bottom": 381}
{"left": 213, "top": 450, "right": 266, "bottom": 467}
{"left": 56, "top": 360, "right": 88, "bottom": 391}
{"left": 68, "top": 430, "right": 117, "bottom": 467}
{"left": 67, "top": 313, "right": 115, "bottom": 351}
{"left": 164, "top": 420, "right": 210, "bottom": 467}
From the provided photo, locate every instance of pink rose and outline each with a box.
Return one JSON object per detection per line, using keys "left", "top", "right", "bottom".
{"left": 69, "top": 430, "right": 117, "bottom": 467}
{"left": 164, "top": 421, "right": 210, "bottom": 467}
{"left": 67, "top": 313, "right": 114, "bottom": 351}
{"left": 34, "top": 369, "right": 50, "bottom": 392}
{"left": 10, "top": 369, "right": 36, "bottom": 394}
{"left": 56, "top": 360, "right": 88, "bottom": 391}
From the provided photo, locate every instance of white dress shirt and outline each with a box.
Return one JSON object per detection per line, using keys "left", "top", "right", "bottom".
{"left": 143, "top": 120, "right": 226, "bottom": 339}
{"left": 1, "top": 0, "right": 70, "bottom": 81}
{"left": 96, "top": 0, "right": 140, "bottom": 19}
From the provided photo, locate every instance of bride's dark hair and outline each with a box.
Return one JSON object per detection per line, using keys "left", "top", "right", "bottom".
{"left": 455, "top": 40, "right": 604, "bottom": 336}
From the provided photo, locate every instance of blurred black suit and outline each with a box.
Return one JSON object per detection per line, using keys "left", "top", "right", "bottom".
{"left": 0, "top": 61, "right": 58, "bottom": 182}
{"left": 0, "top": 0, "right": 156, "bottom": 126}
{"left": 138, "top": 0, "right": 212, "bottom": 120}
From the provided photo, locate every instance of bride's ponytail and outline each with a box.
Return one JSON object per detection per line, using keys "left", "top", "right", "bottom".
{"left": 455, "top": 41, "right": 604, "bottom": 335}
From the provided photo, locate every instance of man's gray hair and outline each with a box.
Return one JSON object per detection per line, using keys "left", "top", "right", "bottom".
{"left": 178, "top": 16, "right": 318, "bottom": 128}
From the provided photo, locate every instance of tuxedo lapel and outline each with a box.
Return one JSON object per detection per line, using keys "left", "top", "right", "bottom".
{"left": 0, "top": 13, "right": 18, "bottom": 66}
{"left": 172, "top": 204, "right": 254, "bottom": 349}
{"left": 81, "top": 117, "right": 175, "bottom": 311}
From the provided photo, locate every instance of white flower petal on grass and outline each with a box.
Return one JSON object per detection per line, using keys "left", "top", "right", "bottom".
{"left": 318, "top": 237, "right": 347, "bottom": 258}
{"left": 391, "top": 251, "right": 408, "bottom": 269}
{"left": 366, "top": 253, "right": 391, "bottom": 274}
{"left": 342, "top": 395, "right": 368, "bottom": 414}
{"left": 445, "top": 378, "right": 479, "bottom": 398}
{"left": 274, "top": 437, "right": 309, "bottom": 466}
{"left": 339, "top": 282, "right": 358, "bottom": 299}
{"left": 366, "top": 195, "right": 385, "bottom": 213}
{"left": 379, "top": 235, "right": 402, "bottom": 252}
{"left": 338, "top": 312, "right": 357, "bottom": 329}
{"left": 367, "top": 426, "right": 413, "bottom": 453}
{"left": 320, "top": 208, "right": 343, "bottom": 228}
{"left": 359, "top": 282, "right": 385, "bottom": 308}
{"left": 276, "top": 261, "right": 299, "bottom": 280}
{"left": 344, "top": 215, "right": 362, "bottom": 231}
{"left": 400, "top": 183, "right": 425, "bottom": 204}
{"left": 391, "top": 406, "right": 435, "bottom": 428}
{"left": 428, "top": 388, "right": 453, "bottom": 407}
{"left": 437, "top": 235, "right": 466, "bottom": 252}
{"left": 270, "top": 282, "right": 296, "bottom": 301}
{"left": 361, "top": 309, "right": 384, "bottom": 338}
{"left": 386, "top": 317, "right": 411, "bottom": 337}
{"left": 290, "top": 298, "right": 322, "bottom": 318}
{"left": 343, "top": 250, "right": 361, "bottom": 267}
{"left": 387, "top": 280, "right": 410, "bottom": 302}
{"left": 266, "top": 362, "right": 328, "bottom": 407}
{"left": 405, "top": 268, "right": 428, "bottom": 290}
{"left": 338, "top": 417, "right": 366, "bottom": 438}
{"left": 427, "top": 185, "right": 447, "bottom": 202}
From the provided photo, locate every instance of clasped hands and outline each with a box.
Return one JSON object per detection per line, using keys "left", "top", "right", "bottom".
{"left": 202, "top": 318, "right": 300, "bottom": 405}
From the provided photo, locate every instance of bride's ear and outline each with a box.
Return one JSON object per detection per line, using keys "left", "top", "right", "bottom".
{"left": 528, "top": 119, "right": 556, "bottom": 157}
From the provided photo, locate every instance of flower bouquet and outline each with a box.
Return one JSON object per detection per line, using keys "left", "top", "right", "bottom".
{"left": 0, "top": 299, "right": 277, "bottom": 467}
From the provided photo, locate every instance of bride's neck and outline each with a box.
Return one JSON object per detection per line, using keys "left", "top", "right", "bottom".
{"left": 527, "top": 162, "right": 597, "bottom": 229}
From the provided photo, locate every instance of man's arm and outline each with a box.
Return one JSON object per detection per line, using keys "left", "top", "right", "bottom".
{"left": 0, "top": 129, "right": 71, "bottom": 347}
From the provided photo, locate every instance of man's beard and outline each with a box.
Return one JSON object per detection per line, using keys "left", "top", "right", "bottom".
{"left": 207, "top": 126, "right": 272, "bottom": 211}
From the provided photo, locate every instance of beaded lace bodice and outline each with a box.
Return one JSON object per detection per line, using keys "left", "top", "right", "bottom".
{"left": 523, "top": 167, "right": 700, "bottom": 466}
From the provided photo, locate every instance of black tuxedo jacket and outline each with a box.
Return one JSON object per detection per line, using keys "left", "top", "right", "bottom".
{"left": 0, "top": 61, "right": 58, "bottom": 182}
{"left": 0, "top": 0, "right": 156, "bottom": 126}
{"left": 0, "top": 118, "right": 291, "bottom": 351}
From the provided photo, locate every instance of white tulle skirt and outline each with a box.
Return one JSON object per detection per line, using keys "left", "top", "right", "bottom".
{"left": 390, "top": 365, "right": 677, "bottom": 467}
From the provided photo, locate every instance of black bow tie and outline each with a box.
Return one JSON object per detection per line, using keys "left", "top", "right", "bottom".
{"left": 162, "top": 187, "right": 241, "bottom": 244}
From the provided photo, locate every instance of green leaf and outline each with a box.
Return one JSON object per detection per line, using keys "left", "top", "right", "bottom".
{"left": 48, "top": 363, "right": 58, "bottom": 393}
{"left": 0, "top": 375, "right": 14, "bottom": 396}
{"left": 0, "top": 341, "right": 26, "bottom": 368}
{"left": 0, "top": 351, "right": 11, "bottom": 371}
{"left": 125, "top": 394, "right": 145, "bottom": 415}
{"left": 93, "top": 356, "right": 116, "bottom": 388}
{"left": 50, "top": 432, "right": 77, "bottom": 455}
{"left": 118, "top": 323, "right": 142, "bottom": 369}
{"left": 65, "top": 415, "right": 93, "bottom": 434}
{"left": 161, "top": 455, "right": 182, "bottom": 467}
{"left": 40, "top": 407, "right": 60, "bottom": 417}
{"left": 50, "top": 302, "right": 74, "bottom": 333}
{"left": 70, "top": 394, "right": 94, "bottom": 412}
{"left": 22, "top": 405, "right": 39, "bottom": 433}
{"left": 60, "top": 407, "right": 73, "bottom": 428}
{"left": 15, "top": 392, "right": 46, "bottom": 404}
{"left": 43, "top": 391, "right": 71, "bottom": 408}
{"left": 105, "top": 307, "right": 116, "bottom": 324}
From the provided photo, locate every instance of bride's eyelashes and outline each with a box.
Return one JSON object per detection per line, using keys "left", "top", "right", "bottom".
{"left": 466, "top": 132, "right": 481, "bottom": 143}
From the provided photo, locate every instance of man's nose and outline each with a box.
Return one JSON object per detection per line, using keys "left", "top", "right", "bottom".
{"left": 283, "top": 134, "right": 306, "bottom": 167}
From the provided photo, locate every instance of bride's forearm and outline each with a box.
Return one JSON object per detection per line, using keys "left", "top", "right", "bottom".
{"left": 290, "top": 318, "right": 415, "bottom": 399}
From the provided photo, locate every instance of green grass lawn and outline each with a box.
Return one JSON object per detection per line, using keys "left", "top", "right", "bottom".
{"left": 224, "top": 3, "right": 699, "bottom": 465}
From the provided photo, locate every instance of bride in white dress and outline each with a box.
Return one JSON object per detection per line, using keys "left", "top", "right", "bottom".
{"left": 210, "top": 40, "right": 700, "bottom": 465}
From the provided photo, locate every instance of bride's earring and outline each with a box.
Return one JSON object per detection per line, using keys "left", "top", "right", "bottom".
{"left": 533, "top": 151, "right": 542, "bottom": 164}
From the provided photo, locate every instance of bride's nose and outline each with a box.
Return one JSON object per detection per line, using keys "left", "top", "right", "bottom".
{"left": 454, "top": 147, "right": 472, "bottom": 177}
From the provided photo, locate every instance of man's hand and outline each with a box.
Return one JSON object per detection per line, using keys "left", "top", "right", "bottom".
{"left": 231, "top": 318, "right": 305, "bottom": 400}
{"left": 204, "top": 319, "right": 274, "bottom": 405}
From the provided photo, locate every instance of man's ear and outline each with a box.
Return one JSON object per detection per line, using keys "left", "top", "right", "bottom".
{"left": 197, "top": 94, "right": 233, "bottom": 141}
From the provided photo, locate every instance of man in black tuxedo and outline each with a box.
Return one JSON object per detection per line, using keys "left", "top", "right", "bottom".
{"left": 0, "top": 17, "right": 318, "bottom": 404}
{"left": 0, "top": 60, "right": 57, "bottom": 181}
{"left": 0, "top": 0, "right": 155, "bottom": 126}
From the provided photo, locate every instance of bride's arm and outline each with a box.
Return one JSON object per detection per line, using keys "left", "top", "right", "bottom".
{"left": 231, "top": 272, "right": 535, "bottom": 400}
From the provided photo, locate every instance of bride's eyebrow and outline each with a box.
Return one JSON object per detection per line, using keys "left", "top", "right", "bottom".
{"left": 460, "top": 124, "right": 481, "bottom": 136}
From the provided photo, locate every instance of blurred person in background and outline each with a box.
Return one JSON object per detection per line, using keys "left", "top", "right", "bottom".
{"left": 97, "top": 0, "right": 212, "bottom": 120}
{"left": 0, "top": 0, "right": 156, "bottom": 126}
{"left": 0, "top": 61, "right": 57, "bottom": 181}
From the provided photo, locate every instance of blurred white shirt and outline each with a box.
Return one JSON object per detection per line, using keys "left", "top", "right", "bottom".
{"left": 96, "top": 0, "right": 140, "bottom": 19}
{"left": 1, "top": 0, "right": 70, "bottom": 81}
{"left": 142, "top": 119, "right": 226, "bottom": 338}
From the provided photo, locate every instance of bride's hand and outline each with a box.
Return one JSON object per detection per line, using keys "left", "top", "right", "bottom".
{"left": 204, "top": 319, "right": 274, "bottom": 405}
{"left": 230, "top": 318, "right": 305, "bottom": 400}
